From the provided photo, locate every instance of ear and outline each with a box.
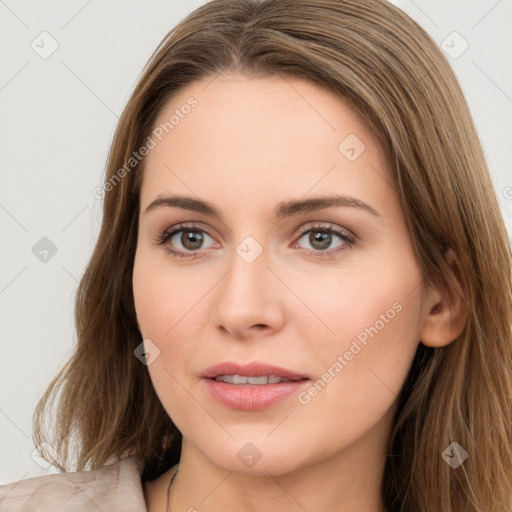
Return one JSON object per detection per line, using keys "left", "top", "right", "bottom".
{"left": 420, "top": 247, "right": 469, "bottom": 348}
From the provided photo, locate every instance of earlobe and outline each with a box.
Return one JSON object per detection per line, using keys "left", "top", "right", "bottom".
{"left": 420, "top": 247, "right": 469, "bottom": 348}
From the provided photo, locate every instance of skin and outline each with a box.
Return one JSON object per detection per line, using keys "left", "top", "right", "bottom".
{"left": 133, "top": 73, "right": 467, "bottom": 512}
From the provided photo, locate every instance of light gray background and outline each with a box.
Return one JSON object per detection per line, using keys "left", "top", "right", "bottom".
{"left": 1, "top": 0, "right": 511, "bottom": 484}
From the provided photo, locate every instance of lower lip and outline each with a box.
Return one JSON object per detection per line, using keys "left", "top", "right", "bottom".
{"left": 203, "top": 378, "right": 310, "bottom": 410}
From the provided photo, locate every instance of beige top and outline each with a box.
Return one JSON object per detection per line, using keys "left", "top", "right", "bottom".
{"left": 0, "top": 457, "right": 148, "bottom": 511}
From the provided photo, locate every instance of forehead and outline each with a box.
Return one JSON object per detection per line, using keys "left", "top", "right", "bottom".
{"left": 139, "top": 73, "right": 393, "bottom": 217}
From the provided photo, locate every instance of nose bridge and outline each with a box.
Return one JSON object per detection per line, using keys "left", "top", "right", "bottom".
{"left": 212, "top": 234, "right": 284, "bottom": 334}
{"left": 223, "top": 237, "right": 272, "bottom": 307}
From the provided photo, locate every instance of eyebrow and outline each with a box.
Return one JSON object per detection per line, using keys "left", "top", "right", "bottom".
{"left": 143, "top": 194, "right": 380, "bottom": 219}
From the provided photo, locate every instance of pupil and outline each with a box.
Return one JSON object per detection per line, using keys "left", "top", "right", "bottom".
{"left": 182, "top": 230, "right": 203, "bottom": 250}
{"left": 310, "top": 231, "right": 331, "bottom": 250}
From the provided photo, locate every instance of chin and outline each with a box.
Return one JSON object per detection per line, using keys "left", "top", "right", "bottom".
{"left": 188, "top": 432, "right": 325, "bottom": 477}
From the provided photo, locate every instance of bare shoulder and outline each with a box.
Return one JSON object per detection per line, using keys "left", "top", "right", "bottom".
{"left": 0, "top": 457, "right": 147, "bottom": 511}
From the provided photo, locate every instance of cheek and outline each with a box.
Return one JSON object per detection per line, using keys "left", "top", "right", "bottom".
{"left": 298, "top": 295, "right": 421, "bottom": 451}
{"left": 132, "top": 250, "right": 207, "bottom": 422}
{"left": 132, "top": 249, "right": 215, "bottom": 398}
{"left": 295, "top": 246, "right": 422, "bottom": 353}
{"left": 294, "top": 249, "right": 424, "bottom": 432}
{"left": 132, "top": 247, "right": 208, "bottom": 340}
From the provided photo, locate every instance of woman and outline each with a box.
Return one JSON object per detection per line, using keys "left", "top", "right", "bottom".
{"left": 1, "top": 0, "right": 511, "bottom": 511}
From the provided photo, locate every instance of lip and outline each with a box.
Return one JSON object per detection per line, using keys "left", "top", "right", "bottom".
{"left": 201, "top": 361, "right": 310, "bottom": 411}
{"left": 201, "top": 361, "right": 309, "bottom": 380}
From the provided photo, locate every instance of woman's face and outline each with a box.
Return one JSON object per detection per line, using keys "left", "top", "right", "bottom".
{"left": 133, "top": 73, "right": 429, "bottom": 475}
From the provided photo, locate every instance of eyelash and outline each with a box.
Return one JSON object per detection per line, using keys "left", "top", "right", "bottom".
{"left": 153, "top": 222, "right": 356, "bottom": 260}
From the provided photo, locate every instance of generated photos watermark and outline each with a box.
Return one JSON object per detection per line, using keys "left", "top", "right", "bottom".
{"left": 93, "top": 96, "right": 198, "bottom": 200}
{"left": 298, "top": 301, "right": 403, "bottom": 405}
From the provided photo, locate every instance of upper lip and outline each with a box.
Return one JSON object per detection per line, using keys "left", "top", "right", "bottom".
{"left": 202, "top": 361, "right": 309, "bottom": 380}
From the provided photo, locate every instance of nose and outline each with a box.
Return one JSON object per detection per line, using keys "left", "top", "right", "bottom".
{"left": 212, "top": 245, "right": 286, "bottom": 339}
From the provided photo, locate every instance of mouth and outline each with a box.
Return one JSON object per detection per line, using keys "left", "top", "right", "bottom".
{"left": 211, "top": 374, "right": 302, "bottom": 384}
{"left": 201, "top": 361, "right": 311, "bottom": 410}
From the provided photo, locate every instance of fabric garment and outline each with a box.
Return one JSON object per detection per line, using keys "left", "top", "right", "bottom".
{"left": 0, "top": 457, "right": 148, "bottom": 511}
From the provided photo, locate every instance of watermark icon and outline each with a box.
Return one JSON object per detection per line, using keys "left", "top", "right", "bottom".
{"left": 236, "top": 236, "right": 263, "bottom": 264}
{"left": 503, "top": 186, "right": 512, "bottom": 201}
{"left": 93, "top": 97, "right": 198, "bottom": 200}
{"left": 237, "top": 442, "right": 263, "bottom": 468}
{"left": 441, "top": 31, "right": 469, "bottom": 60}
{"left": 31, "top": 31, "right": 59, "bottom": 59}
{"left": 298, "top": 301, "right": 403, "bottom": 404}
{"left": 134, "top": 338, "right": 161, "bottom": 366}
{"left": 32, "top": 237, "right": 58, "bottom": 263}
{"left": 338, "top": 133, "right": 366, "bottom": 161}
{"left": 441, "top": 442, "right": 468, "bottom": 468}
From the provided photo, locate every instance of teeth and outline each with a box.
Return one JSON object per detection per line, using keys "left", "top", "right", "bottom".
{"left": 213, "top": 374, "right": 293, "bottom": 385}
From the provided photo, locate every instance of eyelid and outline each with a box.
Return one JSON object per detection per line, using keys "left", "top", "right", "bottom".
{"left": 294, "top": 222, "right": 354, "bottom": 239}
{"left": 153, "top": 221, "right": 219, "bottom": 243}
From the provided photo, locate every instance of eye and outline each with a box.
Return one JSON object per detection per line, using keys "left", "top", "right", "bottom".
{"left": 293, "top": 224, "right": 355, "bottom": 258}
{"left": 154, "top": 222, "right": 356, "bottom": 260}
{"left": 154, "top": 222, "right": 217, "bottom": 259}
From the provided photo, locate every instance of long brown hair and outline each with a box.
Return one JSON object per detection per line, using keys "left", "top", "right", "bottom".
{"left": 33, "top": 0, "right": 512, "bottom": 510}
